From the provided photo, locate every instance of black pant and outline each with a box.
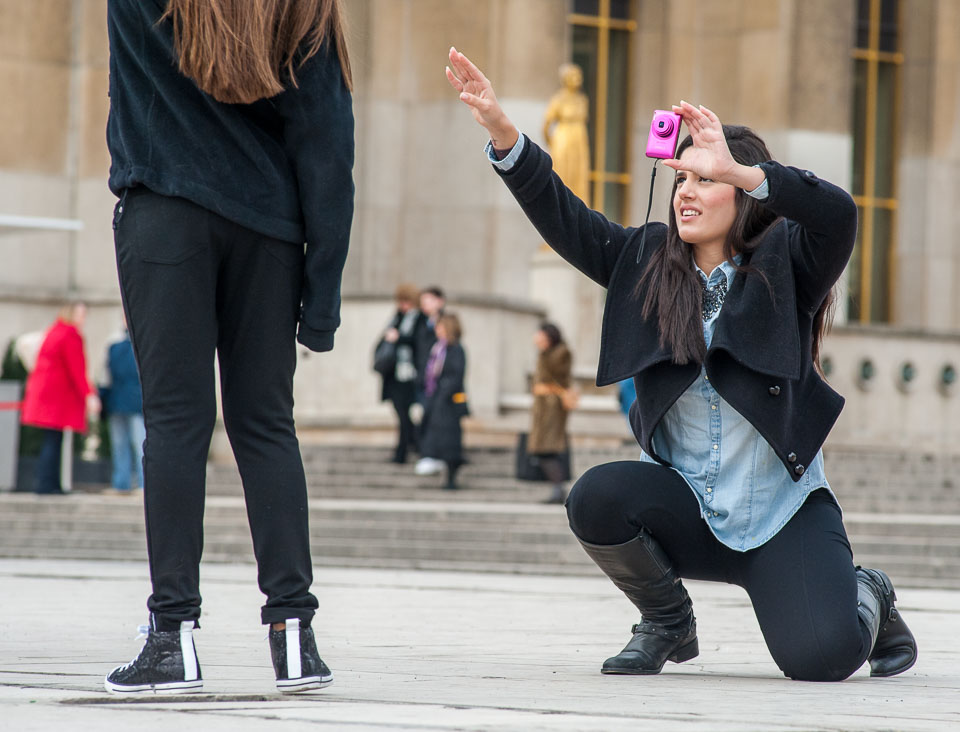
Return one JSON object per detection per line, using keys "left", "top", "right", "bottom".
{"left": 114, "top": 188, "right": 318, "bottom": 629}
{"left": 389, "top": 385, "right": 417, "bottom": 461}
{"left": 35, "top": 428, "right": 63, "bottom": 494}
{"left": 566, "top": 461, "right": 872, "bottom": 681}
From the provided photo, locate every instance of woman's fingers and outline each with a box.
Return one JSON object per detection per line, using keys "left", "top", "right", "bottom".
{"left": 449, "top": 47, "right": 481, "bottom": 85}
{"left": 456, "top": 50, "right": 488, "bottom": 85}
{"left": 448, "top": 47, "right": 471, "bottom": 84}
{"left": 698, "top": 104, "right": 721, "bottom": 126}
{"left": 445, "top": 66, "right": 464, "bottom": 92}
{"left": 459, "top": 91, "right": 491, "bottom": 116}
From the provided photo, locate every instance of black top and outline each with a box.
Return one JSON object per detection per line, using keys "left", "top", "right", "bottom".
{"left": 494, "top": 136, "right": 858, "bottom": 481}
{"left": 106, "top": 0, "right": 354, "bottom": 352}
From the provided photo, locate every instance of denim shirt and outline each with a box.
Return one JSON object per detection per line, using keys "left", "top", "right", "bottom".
{"left": 487, "top": 135, "right": 830, "bottom": 551}
{"left": 638, "top": 258, "right": 833, "bottom": 551}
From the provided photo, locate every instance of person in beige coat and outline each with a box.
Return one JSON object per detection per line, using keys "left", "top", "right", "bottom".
{"left": 529, "top": 323, "right": 574, "bottom": 504}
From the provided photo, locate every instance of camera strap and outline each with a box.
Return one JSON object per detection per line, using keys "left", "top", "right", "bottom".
{"left": 635, "top": 159, "right": 660, "bottom": 264}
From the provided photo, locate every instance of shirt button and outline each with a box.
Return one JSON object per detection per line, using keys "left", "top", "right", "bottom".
{"left": 794, "top": 464, "right": 806, "bottom": 476}
{"left": 711, "top": 404, "right": 717, "bottom": 410}
{"left": 768, "top": 385, "right": 781, "bottom": 396}
{"left": 706, "top": 487, "right": 712, "bottom": 493}
{"left": 713, "top": 512, "right": 719, "bottom": 517}
{"left": 787, "top": 452, "right": 797, "bottom": 463}
{"left": 713, "top": 444, "right": 719, "bottom": 450}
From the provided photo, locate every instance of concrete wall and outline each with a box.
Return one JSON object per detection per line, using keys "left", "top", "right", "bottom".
{"left": 0, "top": 0, "right": 116, "bottom": 387}
{"left": 824, "top": 325, "right": 960, "bottom": 455}
{"left": 2, "top": 0, "right": 960, "bottom": 456}
{"left": 895, "top": 0, "right": 960, "bottom": 330}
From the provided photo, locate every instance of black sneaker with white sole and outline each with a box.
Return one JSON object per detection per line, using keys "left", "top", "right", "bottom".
{"left": 105, "top": 619, "right": 203, "bottom": 694}
{"left": 269, "top": 618, "right": 332, "bottom": 693}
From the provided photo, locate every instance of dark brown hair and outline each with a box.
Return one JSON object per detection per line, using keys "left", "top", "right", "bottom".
{"left": 637, "top": 125, "right": 835, "bottom": 372}
{"left": 164, "top": 0, "right": 352, "bottom": 104}
{"left": 437, "top": 313, "right": 463, "bottom": 344}
{"left": 538, "top": 322, "right": 564, "bottom": 349}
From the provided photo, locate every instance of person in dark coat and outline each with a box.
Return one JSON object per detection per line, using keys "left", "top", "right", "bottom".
{"left": 529, "top": 323, "right": 573, "bottom": 504}
{"left": 419, "top": 314, "right": 469, "bottom": 490}
{"left": 414, "top": 286, "right": 446, "bottom": 400}
{"left": 105, "top": 0, "right": 353, "bottom": 695}
{"left": 447, "top": 48, "right": 916, "bottom": 683}
{"left": 378, "top": 283, "right": 423, "bottom": 463}
{"left": 412, "top": 286, "right": 447, "bottom": 475}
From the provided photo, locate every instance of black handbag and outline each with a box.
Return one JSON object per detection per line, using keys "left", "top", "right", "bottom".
{"left": 515, "top": 432, "right": 571, "bottom": 482}
{"left": 372, "top": 339, "right": 396, "bottom": 376}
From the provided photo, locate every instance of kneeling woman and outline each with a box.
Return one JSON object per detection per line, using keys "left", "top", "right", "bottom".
{"left": 446, "top": 48, "right": 917, "bottom": 681}
{"left": 419, "top": 314, "right": 469, "bottom": 490}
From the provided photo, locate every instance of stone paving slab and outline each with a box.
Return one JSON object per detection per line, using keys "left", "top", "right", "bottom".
{"left": 1, "top": 559, "right": 957, "bottom": 731}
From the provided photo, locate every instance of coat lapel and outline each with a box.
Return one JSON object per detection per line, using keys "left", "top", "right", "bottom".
{"left": 709, "top": 223, "right": 801, "bottom": 380}
{"left": 596, "top": 221, "right": 802, "bottom": 386}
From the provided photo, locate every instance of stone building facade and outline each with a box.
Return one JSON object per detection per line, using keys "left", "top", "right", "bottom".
{"left": 1, "top": 0, "right": 959, "bottom": 453}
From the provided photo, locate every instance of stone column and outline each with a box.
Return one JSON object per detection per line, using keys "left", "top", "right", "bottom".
{"left": 895, "top": 0, "right": 960, "bottom": 331}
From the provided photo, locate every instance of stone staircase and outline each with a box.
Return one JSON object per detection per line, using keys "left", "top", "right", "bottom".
{"left": 1, "top": 444, "right": 959, "bottom": 589}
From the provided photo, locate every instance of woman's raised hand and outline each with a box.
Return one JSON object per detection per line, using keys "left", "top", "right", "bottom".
{"left": 661, "top": 102, "right": 738, "bottom": 181}
{"left": 446, "top": 47, "right": 519, "bottom": 151}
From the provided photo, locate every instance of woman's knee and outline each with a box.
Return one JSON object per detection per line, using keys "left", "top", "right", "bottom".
{"left": 773, "top": 631, "right": 863, "bottom": 682}
{"left": 565, "top": 462, "right": 643, "bottom": 544}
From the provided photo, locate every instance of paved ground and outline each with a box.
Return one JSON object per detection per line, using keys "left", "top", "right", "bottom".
{"left": 1, "top": 558, "right": 957, "bottom": 731}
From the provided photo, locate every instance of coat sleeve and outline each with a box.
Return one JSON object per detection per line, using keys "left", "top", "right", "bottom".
{"left": 536, "top": 347, "right": 572, "bottom": 387}
{"left": 757, "top": 161, "right": 858, "bottom": 313}
{"left": 435, "top": 346, "right": 466, "bottom": 403}
{"left": 494, "top": 135, "right": 638, "bottom": 288}
{"left": 275, "top": 43, "right": 355, "bottom": 353}
{"left": 62, "top": 330, "right": 91, "bottom": 401}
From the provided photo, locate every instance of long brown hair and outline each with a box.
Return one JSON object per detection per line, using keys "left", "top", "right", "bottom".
{"left": 637, "top": 125, "right": 835, "bottom": 372}
{"left": 164, "top": 0, "right": 352, "bottom": 104}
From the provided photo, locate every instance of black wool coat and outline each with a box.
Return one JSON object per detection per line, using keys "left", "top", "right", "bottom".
{"left": 378, "top": 310, "right": 421, "bottom": 403}
{"left": 494, "top": 136, "right": 858, "bottom": 482}
{"left": 420, "top": 343, "right": 469, "bottom": 465}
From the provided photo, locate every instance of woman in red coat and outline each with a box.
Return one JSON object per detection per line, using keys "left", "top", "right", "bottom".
{"left": 21, "top": 303, "right": 94, "bottom": 494}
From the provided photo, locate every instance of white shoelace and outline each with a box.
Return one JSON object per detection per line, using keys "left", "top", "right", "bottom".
{"left": 114, "top": 625, "right": 150, "bottom": 673}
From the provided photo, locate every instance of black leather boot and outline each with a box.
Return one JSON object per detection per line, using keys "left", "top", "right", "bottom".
{"left": 578, "top": 529, "right": 698, "bottom": 675}
{"left": 856, "top": 567, "right": 917, "bottom": 677}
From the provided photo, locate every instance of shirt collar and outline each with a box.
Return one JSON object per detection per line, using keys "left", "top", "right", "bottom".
{"left": 695, "top": 254, "right": 742, "bottom": 287}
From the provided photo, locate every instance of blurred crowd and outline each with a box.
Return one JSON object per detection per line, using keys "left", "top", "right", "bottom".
{"left": 374, "top": 284, "right": 583, "bottom": 503}
{"left": 2, "top": 302, "right": 143, "bottom": 496}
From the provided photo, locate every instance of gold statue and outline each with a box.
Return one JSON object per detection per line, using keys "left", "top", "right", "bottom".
{"left": 543, "top": 63, "right": 591, "bottom": 206}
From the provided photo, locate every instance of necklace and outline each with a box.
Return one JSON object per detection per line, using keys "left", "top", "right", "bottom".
{"left": 700, "top": 274, "right": 728, "bottom": 321}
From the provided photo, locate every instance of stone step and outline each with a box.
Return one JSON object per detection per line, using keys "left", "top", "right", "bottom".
{"left": 2, "top": 494, "right": 958, "bottom": 588}
{"left": 6, "top": 504, "right": 960, "bottom": 540}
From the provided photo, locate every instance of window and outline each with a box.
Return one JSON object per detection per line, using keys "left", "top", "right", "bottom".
{"left": 850, "top": 0, "right": 902, "bottom": 323}
{"left": 569, "top": 0, "right": 636, "bottom": 223}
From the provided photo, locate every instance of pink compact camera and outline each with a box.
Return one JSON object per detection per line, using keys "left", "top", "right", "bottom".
{"left": 645, "top": 110, "right": 682, "bottom": 159}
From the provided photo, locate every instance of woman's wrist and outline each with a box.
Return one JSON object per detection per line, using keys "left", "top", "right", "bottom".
{"left": 488, "top": 120, "right": 519, "bottom": 152}
{"left": 724, "top": 162, "right": 766, "bottom": 192}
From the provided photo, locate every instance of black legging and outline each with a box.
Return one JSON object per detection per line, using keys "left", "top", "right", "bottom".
{"left": 565, "top": 461, "right": 872, "bottom": 681}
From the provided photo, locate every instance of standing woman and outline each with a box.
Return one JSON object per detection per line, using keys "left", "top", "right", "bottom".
{"left": 105, "top": 0, "right": 353, "bottom": 694}
{"left": 529, "top": 323, "right": 573, "bottom": 505}
{"left": 419, "top": 314, "right": 469, "bottom": 491}
{"left": 446, "top": 48, "right": 916, "bottom": 681}
{"left": 377, "top": 284, "right": 423, "bottom": 464}
{"left": 21, "top": 303, "right": 96, "bottom": 495}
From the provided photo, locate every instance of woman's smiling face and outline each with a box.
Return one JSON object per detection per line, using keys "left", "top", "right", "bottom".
{"left": 673, "top": 148, "right": 738, "bottom": 252}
